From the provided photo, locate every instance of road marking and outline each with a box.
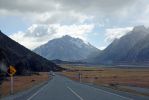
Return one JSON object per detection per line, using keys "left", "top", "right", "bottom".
{"left": 67, "top": 86, "right": 84, "bottom": 100}
{"left": 86, "top": 85, "right": 133, "bottom": 100}
{"left": 27, "top": 84, "right": 48, "bottom": 100}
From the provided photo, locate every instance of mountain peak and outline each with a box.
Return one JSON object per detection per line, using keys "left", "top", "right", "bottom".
{"left": 133, "top": 25, "right": 146, "bottom": 32}
{"left": 62, "top": 35, "right": 72, "bottom": 39}
{"left": 61, "top": 35, "right": 85, "bottom": 45}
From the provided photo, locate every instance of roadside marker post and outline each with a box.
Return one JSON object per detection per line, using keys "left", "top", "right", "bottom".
{"left": 7, "top": 66, "right": 16, "bottom": 95}
{"left": 78, "top": 72, "right": 82, "bottom": 83}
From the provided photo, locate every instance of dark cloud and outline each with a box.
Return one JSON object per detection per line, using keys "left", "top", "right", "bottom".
{"left": 0, "top": 0, "right": 137, "bottom": 14}
{"left": 0, "top": 0, "right": 149, "bottom": 26}
{"left": 0, "top": 0, "right": 56, "bottom": 12}
{"left": 58, "top": 0, "right": 136, "bottom": 13}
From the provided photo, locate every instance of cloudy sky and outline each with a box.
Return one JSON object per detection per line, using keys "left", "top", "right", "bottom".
{"left": 0, "top": 0, "right": 149, "bottom": 50}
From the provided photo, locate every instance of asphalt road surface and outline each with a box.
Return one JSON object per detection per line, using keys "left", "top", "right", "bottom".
{"left": 26, "top": 75, "right": 134, "bottom": 100}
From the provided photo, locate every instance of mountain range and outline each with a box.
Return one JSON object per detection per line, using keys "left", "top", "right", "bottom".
{"left": 0, "top": 30, "right": 62, "bottom": 75}
{"left": 34, "top": 26, "right": 149, "bottom": 65}
{"left": 1, "top": 24, "right": 148, "bottom": 76}
{"left": 34, "top": 35, "right": 100, "bottom": 61}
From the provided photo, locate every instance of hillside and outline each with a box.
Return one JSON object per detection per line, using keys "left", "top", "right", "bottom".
{"left": 88, "top": 25, "right": 149, "bottom": 65}
{"left": 123, "top": 34, "right": 149, "bottom": 63}
{"left": 0, "top": 30, "right": 62, "bottom": 75}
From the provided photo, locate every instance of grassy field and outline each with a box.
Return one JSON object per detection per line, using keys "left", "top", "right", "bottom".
{"left": 0, "top": 72, "right": 49, "bottom": 97}
{"left": 61, "top": 64, "right": 149, "bottom": 96}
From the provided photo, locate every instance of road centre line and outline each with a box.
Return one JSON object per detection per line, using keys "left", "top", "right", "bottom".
{"left": 67, "top": 86, "right": 84, "bottom": 100}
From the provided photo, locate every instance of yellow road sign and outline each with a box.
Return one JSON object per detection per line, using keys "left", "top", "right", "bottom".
{"left": 7, "top": 66, "right": 16, "bottom": 76}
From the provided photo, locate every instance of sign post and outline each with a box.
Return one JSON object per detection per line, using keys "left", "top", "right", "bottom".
{"left": 7, "top": 66, "right": 16, "bottom": 95}
{"left": 10, "top": 75, "right": 13, "bottom": 94}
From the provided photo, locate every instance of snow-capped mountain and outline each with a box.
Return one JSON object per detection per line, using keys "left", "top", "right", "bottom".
{"left": 34, "top": 35, "right": 100, "bottom": 61}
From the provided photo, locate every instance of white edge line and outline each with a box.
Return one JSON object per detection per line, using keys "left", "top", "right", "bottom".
{"left": 86, "top": 85, "right": 133, "bottom": 100}
{"left": 27, "top": 84, "right": 48, "bottom": 100}
{"left": 67, "top": 86, "right": 84, "bottom": 100}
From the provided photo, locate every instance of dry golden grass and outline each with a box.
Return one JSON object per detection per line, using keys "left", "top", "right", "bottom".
{"left": 61, "top": 65, "right": 149, "bottom": 88}
{"left": 61, "top": 65, "right": 149, "bottom": 96}
{"left": 1, "top": 72, "right": 49, "bottom": 96}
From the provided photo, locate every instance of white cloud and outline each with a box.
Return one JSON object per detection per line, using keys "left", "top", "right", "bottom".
{"left": 34, "top": 11, "right": 93, "bottom": 24}
{"left": 105, "top": 27, "right": 133, "bottom": 43}
{"left": 9, "top": 24, "right": 94, "bottom": 50}
{"left": 55, "top": 24, "right": 94, "bottom": 39}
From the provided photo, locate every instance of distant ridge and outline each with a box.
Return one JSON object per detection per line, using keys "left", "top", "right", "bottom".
{"left": 51, "top": 59, "right": 87, "bottom": 64}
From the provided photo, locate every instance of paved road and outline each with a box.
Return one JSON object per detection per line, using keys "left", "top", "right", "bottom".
{"left": 26, "top": 75, "right": 134, "bottom": 100}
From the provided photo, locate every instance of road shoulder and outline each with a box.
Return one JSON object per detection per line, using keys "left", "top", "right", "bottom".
{"left": 1, "top": 80, "right": 49, "bottom": 100}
